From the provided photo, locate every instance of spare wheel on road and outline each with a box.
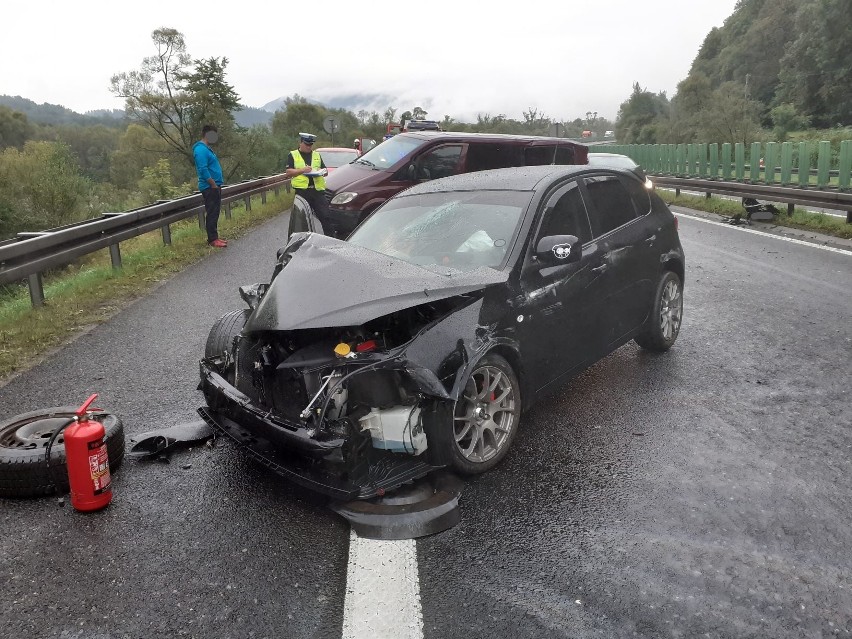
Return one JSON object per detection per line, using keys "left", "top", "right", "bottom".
{"left": 0, "top": 407, "right": 125, "bottom": 498}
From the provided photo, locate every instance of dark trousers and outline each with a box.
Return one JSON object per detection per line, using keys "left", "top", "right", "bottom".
{"left": 202, "top": 187, "right": 221, "bottom": 242}
{"left": 295, "top": 188, "right": 335, "bottom": 237}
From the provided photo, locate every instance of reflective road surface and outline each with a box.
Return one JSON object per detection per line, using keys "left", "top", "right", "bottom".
{"left": 1, "top": 207, "right": 850, "bottom": 638}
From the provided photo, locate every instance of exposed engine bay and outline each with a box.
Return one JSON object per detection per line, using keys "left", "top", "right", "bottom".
{"left": 229, "top": 297, "right": 471, "bottom": 456}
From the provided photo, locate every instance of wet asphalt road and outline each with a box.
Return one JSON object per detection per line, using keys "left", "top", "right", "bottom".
{"left": 1, "top": 208, "right": 851, "bottom": 638}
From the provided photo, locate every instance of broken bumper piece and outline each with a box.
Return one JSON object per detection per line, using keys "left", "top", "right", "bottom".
{"left": 198, "top": 362, "right": 437, "bottom": 500}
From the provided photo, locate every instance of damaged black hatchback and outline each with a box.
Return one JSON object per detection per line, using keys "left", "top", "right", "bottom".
{"left": 199, "top": 165, "right": 685, "bottom": 500}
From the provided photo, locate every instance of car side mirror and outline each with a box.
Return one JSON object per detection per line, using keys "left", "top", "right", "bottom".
{"left": 287, "top": 196, "right": 325, "bottom": 239}
{"left": 535, "top": 235, "right": 582, "bottom": 267}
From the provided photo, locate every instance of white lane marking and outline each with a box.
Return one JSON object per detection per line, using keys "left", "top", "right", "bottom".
{"left": 673, "top": 210, "right": 852, "bottom": 257}
{"left": 342, "top": 530, "right": 424, "bottom": 639}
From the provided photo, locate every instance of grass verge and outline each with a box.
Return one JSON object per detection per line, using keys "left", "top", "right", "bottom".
{"left": 657, "top": 189, "right": 852, "bottom": 240}
{"left": 0, "top": 192, "right": 294, "bottom": 383}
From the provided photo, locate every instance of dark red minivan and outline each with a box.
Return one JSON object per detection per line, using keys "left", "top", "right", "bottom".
{"left": 322, "top": 132, "right": 588, "bottom": 238}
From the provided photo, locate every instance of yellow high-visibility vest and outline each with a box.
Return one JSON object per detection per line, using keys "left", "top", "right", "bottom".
{"left": 290, "top": 150, "right": 325, "bottom": 190}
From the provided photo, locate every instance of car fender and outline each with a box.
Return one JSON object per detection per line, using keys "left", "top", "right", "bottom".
{"left": 447, "top": 337, "right": 524, "bottom": 403}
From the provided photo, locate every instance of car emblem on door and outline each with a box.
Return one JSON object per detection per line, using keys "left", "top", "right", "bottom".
{"left": 552, "top": 243, "right": 572, "bottom": 259}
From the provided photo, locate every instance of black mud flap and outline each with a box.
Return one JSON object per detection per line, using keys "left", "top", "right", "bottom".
{"left": 330, "top": 472, "right": 464, "bottom": 540}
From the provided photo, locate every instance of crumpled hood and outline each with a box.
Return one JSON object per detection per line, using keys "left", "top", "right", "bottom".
{"left": 245, "top": 234, "right": 508, "bottom": 331}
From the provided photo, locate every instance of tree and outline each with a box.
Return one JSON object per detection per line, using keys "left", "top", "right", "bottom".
{"left": 271, "top": 101, "right": 325, "bottom": 140}
{"left": 46, "top": 124, "right": 121, "bottom": 182}
{"left": 179, "top": 56, "right": 241, "bottom": 136}
{"left": 777, "top": 0, "right": 852, "bottom": 126}
{"left": 110, "top": 28, "right": 241, "bottom": 166}
{"left": 770, "top": 103, "right": 810, "bottom": 140}
{"left": 522, "top": 107, "right": 551, "bottom": 134}
{"left": 382, "top": 107, "right": 397, "bottom": 125}
{"left": 693, "top": 82, "right": 762, "bottom": 146}
{"left": 0, "top": 141, "right": 89, "bottom": 237}
{"left": 412, "top": 106, "right": 428, "bottom": 120}
{"left": 615, "top": 83, "right": 670, "bottom": 143}
{"left": 0, "top": 106, "right": 35, "bottom": 150}
{"left": 137, "top": 158, "right": 185, "bottom": 204}
{"left": 109, "top": 124, "right": 175, "bottom": 190}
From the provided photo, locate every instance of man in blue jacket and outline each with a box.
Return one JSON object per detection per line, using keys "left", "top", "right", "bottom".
{"left": 193, "top": 125, "right": 226, "bottom": 248}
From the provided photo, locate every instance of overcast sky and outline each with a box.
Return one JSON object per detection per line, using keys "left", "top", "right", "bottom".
{"left": 3, "top": 0, "right": 738, "bottom": 122}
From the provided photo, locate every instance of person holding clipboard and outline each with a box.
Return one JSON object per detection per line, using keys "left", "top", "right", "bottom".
{"left": 285, "top": 132, "right": 334, "bottom": 235}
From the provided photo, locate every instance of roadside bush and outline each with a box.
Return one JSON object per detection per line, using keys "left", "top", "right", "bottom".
{"left": 0, "top": 141, "right": 89, "bottom": 238}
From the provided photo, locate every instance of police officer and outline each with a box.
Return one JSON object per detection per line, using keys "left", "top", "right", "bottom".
{"left": 285, "top": 132, "right": 334, "bottom": 235}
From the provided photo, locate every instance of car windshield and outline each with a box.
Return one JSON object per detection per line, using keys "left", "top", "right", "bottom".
{"left": 320, "top": 150, "right": 359, "bottom": 168}
{"left": 348, "top": 190, "right": 532, "bottom": 272}
{"left": 355, "top": 135, "right": 428, "bottom": 170}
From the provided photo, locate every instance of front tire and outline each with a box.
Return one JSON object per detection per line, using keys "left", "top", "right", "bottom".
{"left": 445, "top": 354, "right": 520, "bottom": 475}
{"left": 634, "top": 271, "right": 683, "bottom": 352}
{"left": 204, "top": 309, "right": 251, "bottom": 361}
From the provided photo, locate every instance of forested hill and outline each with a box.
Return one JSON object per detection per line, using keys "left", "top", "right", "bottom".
{"left": 684, "top": 0, "right": 851, "bottom": 127}
{"left": 0, "top": 95, "right": 271, "bottom": 129}
{"left": 0, "top": 95, "right": 126, "bottom": 127}
{"left": 615, "top": 0, "right": 851, "bottom": 144}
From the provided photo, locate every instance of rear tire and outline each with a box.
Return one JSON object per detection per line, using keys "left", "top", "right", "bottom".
{"left": 634, "top": 271, "right": 683, "bottom": 352}
{"left": 0, "top": 408, "right": 125, "bottom": 498}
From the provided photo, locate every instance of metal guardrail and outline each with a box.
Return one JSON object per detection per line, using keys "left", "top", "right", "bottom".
{"left": 0, "top": 174, "right": 291, "bottom": 307}
{"left": 3, "top": 168, "right": 848, "bottom": 310}
{"left": 650, "top": 175, "right": 852, "bottom": 223}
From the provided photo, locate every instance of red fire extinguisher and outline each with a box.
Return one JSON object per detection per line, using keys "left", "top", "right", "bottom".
{"left": 64, "top": 393, "right": 113, "bottom": 512}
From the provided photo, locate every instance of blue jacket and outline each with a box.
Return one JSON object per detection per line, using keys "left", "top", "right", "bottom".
{"left": 193, "top": 141, "right": 223, "bottom": 191}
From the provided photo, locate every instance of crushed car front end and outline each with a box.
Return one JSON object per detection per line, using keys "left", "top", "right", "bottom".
{"left": 199, "top": 233, "right": 512, "bottom": 500}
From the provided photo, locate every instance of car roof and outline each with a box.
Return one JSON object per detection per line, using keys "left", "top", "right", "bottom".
{"left": 587, "top": 152, "right": 638, "bottom": 165}
{"left": 400, "top": 165, "right": 602, "bottom": 195}
{"left": 399, "top": 131, "right": 588, "bottom": 147}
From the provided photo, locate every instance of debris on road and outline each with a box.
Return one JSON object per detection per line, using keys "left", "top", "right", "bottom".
{"left": 128, "top": 419, "right": 213, "bottom": 461}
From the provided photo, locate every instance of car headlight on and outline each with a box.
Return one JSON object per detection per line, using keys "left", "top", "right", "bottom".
{"left": 331, "top": 192, "right": 358, "bottom": 205}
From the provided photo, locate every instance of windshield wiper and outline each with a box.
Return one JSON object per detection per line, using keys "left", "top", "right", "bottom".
{"left": 354, "top": 158, "right": 377, "bottom": 169}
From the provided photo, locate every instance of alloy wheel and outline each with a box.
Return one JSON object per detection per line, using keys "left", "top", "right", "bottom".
{"left": 454, "top": 365, "right": 517, "bottom": 464}
{"left": 660, "top": 279, "right": 683, "bottom": 341}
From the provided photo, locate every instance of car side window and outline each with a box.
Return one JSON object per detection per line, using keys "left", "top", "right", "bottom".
{"left": 524, "top": 146, "right": 576, "bottom": 166}
{"left": 415, "top": 145, "right": 463, "bottom": 180}
{"left": 582, "top": 175, "right": 638, "bottom": 237}
{"left": 465, "top": 144, "right": 524, "bottom": 172}
{"left": 538, "top": 182, "right": 592, "bottom": 244}
{"left": 619, "top": 176, "right": 652, "bottom": 217}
